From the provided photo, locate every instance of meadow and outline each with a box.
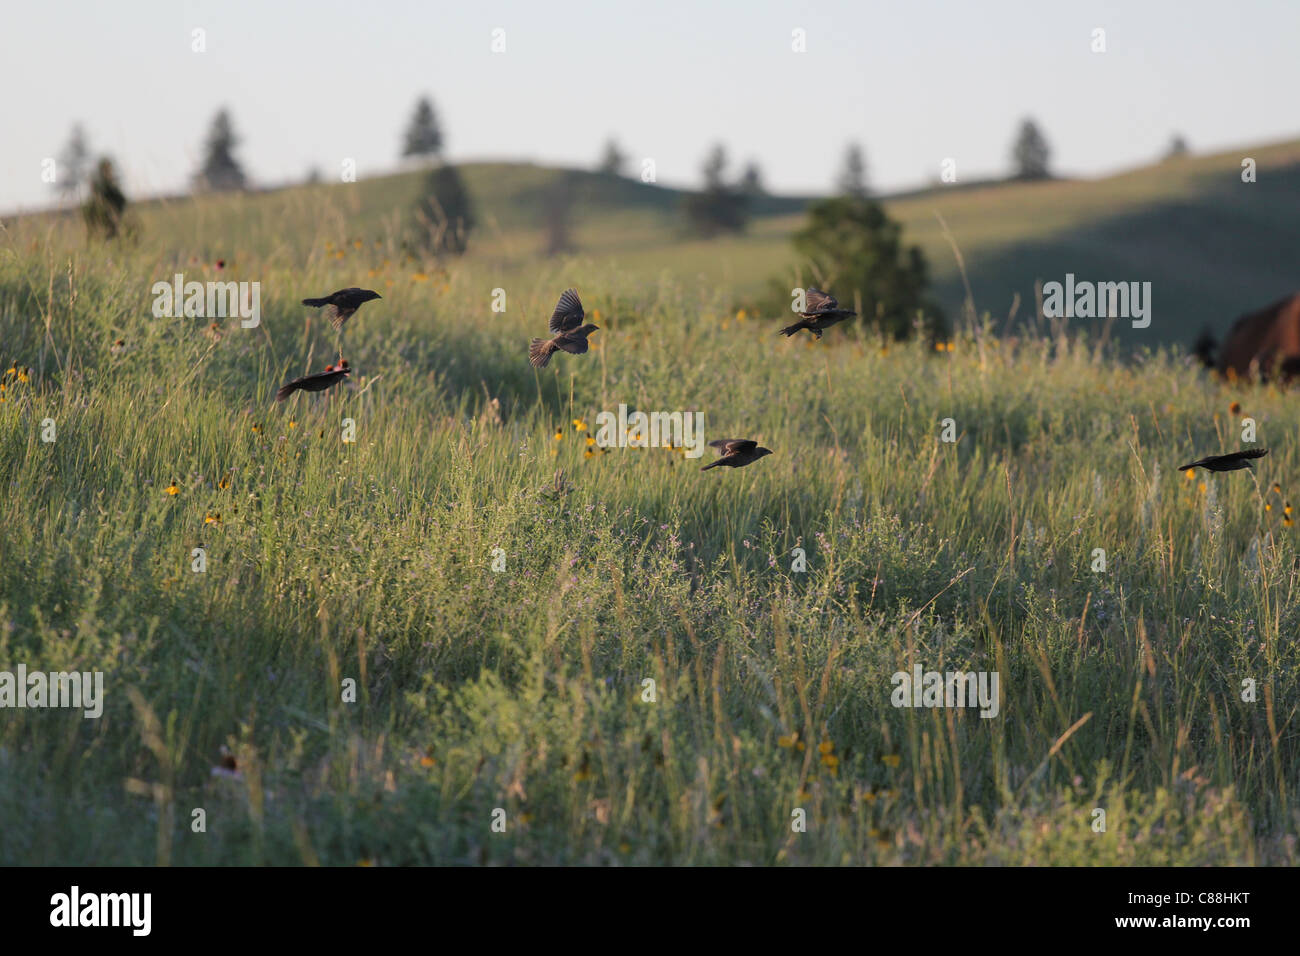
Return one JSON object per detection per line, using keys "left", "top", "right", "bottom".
{"left": 0, "top": 156, "right": 1296, "bottom": 865}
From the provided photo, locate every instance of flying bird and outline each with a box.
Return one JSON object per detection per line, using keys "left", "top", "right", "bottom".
{"left": 1177, "top": 448, "right": 1268, "bottom": 473}
{"left": 529, "top": 288, "right": 599, "bottom": 368}
{"left": 701, "top": 438, "right": 773, "bottom": 471}
{"left": 275, "top": 360, "right": 351, "bottom": 402}
{"left": 779, "top": 287, "right": 857, "bottom": 339}
{"left": 301, "top": 288, "right": 382, "bottom": 330}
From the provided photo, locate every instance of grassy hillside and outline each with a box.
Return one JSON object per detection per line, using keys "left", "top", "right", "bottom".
{"left": 1, "top": 144, "right": 1297, "bottom": 866}
{"left": 897, "top": 139, "right": 1300, "bottom": 347}
{"left": 10, "top": 138, "right": 1298, "bottom": 348}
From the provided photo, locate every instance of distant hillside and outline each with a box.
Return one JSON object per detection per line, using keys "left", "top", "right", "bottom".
{"left": 6, "top": 140, "right": 1298, "bottom": 347}
{"left": 888, "top": 138, "right": 1300, "bottom": 347}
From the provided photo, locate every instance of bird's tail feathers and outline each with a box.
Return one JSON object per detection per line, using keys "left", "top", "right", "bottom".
{"left": 274, "top": 383, "right": 296, "bottom": 403}
{"left": 778, "top": 321, "right": 804, "bottom": 337}
{"left": 529, "top": 338, "right": 556, "bottom": 369}
{"left": 700, "top": 459, "right": 723, "bottom": 471}
{"left": 302, "top": 297, "right": 330, "bottom": 308}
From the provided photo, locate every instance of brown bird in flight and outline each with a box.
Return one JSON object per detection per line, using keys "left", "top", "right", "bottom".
{"left": 529, "top": 288, "right": 599, "bottom": 368}
{"left": 701, "top": 438, "right": 773, "bottom": 471}
{"left": 779, "top": 287, "right": 857, "bottom": 339}
{"left": 302, "top": 288, "right": 382, "bottom": 331}
{"left": 1177, "top": 448, "right": 1268, "bottom": 473}
{"left": 275, "top": 360, "right": 351, "bottom": 402}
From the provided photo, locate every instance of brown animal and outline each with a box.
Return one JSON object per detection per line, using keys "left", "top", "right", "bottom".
{"left": 1197, "top": 293, "right": 1300, "bottom": 382}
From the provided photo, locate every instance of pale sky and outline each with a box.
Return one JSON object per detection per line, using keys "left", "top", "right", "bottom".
{"left": 2, "top": 0, "right": 1298, "bottom": 212}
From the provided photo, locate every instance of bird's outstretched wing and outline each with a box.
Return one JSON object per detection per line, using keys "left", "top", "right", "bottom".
{"left": 550, "top": 289, "right": 585, "bottom": 333}
{"left": 804, "top": 288, "right": 838, "bottom": 313}
{"left": 710, "top": 438, "right": 757, "bottom": 456}
{"left": 276, "top": 363, "right": 349, "bottom": 401}
{"left": 1177, "top": 448, "right": 1268, "bottom": 470}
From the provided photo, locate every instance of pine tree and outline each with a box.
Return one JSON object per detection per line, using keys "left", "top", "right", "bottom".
{"left": 837, "top": 143, "right": 869, "bottom": 198}
{"left": 701, "top": 144, "right": 728, "bottom": 190}
{"left": 683, "top": 144, "right": 749, "bottom": 237}
{"left": 1010, "top": 118, "right": 1051, "bottom": 181}
{"left": 597, "top": 138, "right": 626, "bottom": 177}
{"left": 402, "top": 97, "right": 443, "bottom": 159}
{"left": 194, "top": 108, "right": 247, "bottom": 192}
{"left": 56, "top": 124, "right": 91, "bottom": 201}
{"left": 739, "top": 161, "right": 765, "bottom": 197}
{"left": 82, "top": 157, "right": 129, "bottom": 240}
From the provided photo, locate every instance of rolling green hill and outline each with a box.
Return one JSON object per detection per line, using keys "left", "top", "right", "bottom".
{"left": 6, "top": 138, "right": 1299, "bottom": 349}
{"left": 895, "top": 139, "right": 1300, "bottom": 347}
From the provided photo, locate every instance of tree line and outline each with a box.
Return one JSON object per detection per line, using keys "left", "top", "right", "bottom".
{"left": 50, "top": 103, "right": 1193, "bottom": 343}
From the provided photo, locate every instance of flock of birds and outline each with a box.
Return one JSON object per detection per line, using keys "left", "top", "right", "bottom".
{"left": 281, "top": 284, "right": 852, "bottom": 470}
{"left": 280, "top": 284, "right": 1265, "bottom": 475}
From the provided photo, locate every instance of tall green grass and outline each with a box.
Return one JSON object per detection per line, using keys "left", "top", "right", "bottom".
{"left": 0, "top": 194, "right": 1295, "bottom": 865}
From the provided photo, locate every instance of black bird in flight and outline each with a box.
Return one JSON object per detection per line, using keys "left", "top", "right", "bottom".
{"left": 275, "top": 360, "right": 351, "bottom": 402}
{"left": 302, "top": 288, "right": 382, "bottom": 330}
{"left": 529, "top": 288, "right": 599, "bottom": 368}
{"left": 779, "top": 287, "right": 857, "bottom": 339}
{"left": 701, "top": 438, "right": 773, "bottom": 471}
{"left": 1177, "top": 448, "right": 1268, "bottom": 473}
